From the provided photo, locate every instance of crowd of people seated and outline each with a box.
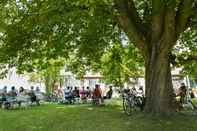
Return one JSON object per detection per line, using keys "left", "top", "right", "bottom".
{"left": 0, "top": 84, "right": 114, "bottom": 107}
{"left": 0, "top": 86, "right": 42, "bottom": 109}
{"left": 53, "top": 84, "right": 113, "bottom": 105}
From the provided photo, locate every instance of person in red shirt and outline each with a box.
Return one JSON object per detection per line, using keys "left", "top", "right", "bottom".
{"left": 80, "top": 86, "right": 87, "bottom": 103}
{"left": 92, "top": 84, "right": 102, "bottom": 105}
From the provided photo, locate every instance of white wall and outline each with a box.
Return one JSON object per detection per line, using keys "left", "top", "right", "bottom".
{"left": 0, "top": 68, "right": 45, "bottom": 92}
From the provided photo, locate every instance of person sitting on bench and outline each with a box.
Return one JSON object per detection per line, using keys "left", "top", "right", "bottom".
{"left": 92, "top": 84, "right": 102, "bottom": 105}
{"left": 64, "top": 86, "right": 73, "bottom": 104}
{"left": 29, "top": 86, "right": 39, "bottom": 105}
{"left": 104, "top": 86, "right": 113, "bottom": 99}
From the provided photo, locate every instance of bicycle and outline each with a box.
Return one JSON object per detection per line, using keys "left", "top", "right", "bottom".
{"left": 122, "top": 91, "right": 145, "bottom": 115}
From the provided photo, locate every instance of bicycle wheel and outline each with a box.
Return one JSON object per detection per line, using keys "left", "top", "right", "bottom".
{"left": 123, "top": 97, "right": 135, "bottom": 115}
{"left": 189, "top": 100, "right": 197, "bottom": 112}
{"left": 123, "top": 98, "right": 131, "bottom": 115}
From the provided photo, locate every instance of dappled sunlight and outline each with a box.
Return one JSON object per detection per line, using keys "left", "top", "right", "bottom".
{"left": 55, "top": 106, "right": 67, "bottom": 109}
{"left": 87, "top": 107, "right": 93, "bottom": 111}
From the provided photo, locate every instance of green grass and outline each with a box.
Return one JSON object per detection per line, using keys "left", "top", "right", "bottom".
{"left": 1, "top": 101, "right": 197, "bottom": 131}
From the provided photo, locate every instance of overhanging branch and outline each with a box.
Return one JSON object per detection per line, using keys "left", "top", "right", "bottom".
{"left": 189, "top": 1, "right": 197, "bottom": 28}
{"left": 177, "top": 54, "right": 197, "bottom": 63}
{"left": 175, "top": 0, "right": 194, "bottom": 38}
{"left": 126, "top": 0, "right": 148, "bottom": 36}
{"left": 114, "top": 0, "right": 146, "bottom": 52}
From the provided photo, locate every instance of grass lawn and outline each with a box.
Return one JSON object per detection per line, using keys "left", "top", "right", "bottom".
{"left": 0, "top": 100, "right": 197, "bottom": 131}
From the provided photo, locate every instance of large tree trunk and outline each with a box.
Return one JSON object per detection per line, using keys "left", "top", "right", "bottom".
{"left": 114, "top": 0, "right": 194, "bottom": 114}
{"left": 144, "top": 44, "right": 175, "bottom": 114}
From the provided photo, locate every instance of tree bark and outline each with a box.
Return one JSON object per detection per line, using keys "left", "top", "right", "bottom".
{"left": 144, "top": 43, "right": 175, "bottom": 114}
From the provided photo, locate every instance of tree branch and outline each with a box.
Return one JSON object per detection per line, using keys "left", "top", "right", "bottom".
{"left": 189, "top": 1, "right": 197, "bottom": 28}
{"left": 177, "top": 54, "right": 197, "bottom": 62}
{"left": 151, "top": 0, "right": 165, "bottom": 44}
{"left": 114, "top": 0, "right": 146, "bottom": 52}
{"left": 126, "top": 0, "right": 147, "bottom": 35}
{"left": 158, "top": 0, "right": 177, "bottom": 53}
{"left": 175, "top": 0, "right": 194, "bottom": 38}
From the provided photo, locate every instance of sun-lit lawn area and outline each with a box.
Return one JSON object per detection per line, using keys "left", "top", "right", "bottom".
{"left": 1, "top": 100, "right": 197, "bottom": 131}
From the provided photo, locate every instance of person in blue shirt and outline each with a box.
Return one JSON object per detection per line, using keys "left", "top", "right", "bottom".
{"left": 64, "top": 86, "right": 73, "bottom": 104}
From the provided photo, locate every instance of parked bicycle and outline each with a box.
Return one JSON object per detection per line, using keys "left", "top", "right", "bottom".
{"left": 122, "top": 88, "right": 145, "bottom": 115}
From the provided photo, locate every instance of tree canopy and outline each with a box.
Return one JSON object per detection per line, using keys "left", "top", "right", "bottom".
{"left": 0, "top": 0, "right": 197, "bottom": 113}
{"left": 174, "top": 29, "right": 197, "bottom": 79}
{"left": 0, "top": 0, "right": 196, "bottom": 72}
